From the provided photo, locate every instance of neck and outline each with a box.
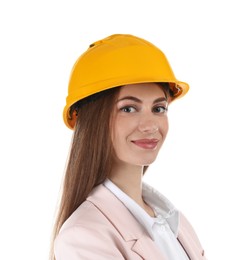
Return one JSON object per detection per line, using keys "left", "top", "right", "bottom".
{"left": 109, "top": 160, "right": 154, "bottom": 217}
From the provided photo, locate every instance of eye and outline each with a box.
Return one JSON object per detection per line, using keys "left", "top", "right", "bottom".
{"left": 153, "top": 105, "right": 168, "bottom": 113}
{"left": 121, "top": 106, "right": 137, "bottom": 113}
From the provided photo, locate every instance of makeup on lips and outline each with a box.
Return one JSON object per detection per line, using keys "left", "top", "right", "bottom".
{"left": 131, "top": 139, "right": 159, "bottom": 150}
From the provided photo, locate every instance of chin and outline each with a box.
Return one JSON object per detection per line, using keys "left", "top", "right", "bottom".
{"left": 116, "top": 154, "right": 158, "bottom": 167}
{"left": 135, "top": 157, "right": 157, "bottom": 166}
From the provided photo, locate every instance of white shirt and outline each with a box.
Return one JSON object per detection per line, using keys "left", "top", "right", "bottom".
{"left": 104, "top": 179, "right": 189, "bottom": 260}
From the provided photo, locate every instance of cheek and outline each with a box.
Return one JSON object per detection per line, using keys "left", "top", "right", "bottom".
{"left": 115, "top": 124, "right": 128, "bottom": 144}
{"left": 111, "top": 116, "right": 126, "bottom": 146}
{"left": 113, "top": 116, "right": 136, "bottom": 138}
{"left": 111, "top": 118, "right": 138, "bottom": 158}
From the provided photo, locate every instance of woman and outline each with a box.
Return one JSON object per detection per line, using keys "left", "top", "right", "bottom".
{"left": 51, "top": 34, "right": 206, "bottom": 259}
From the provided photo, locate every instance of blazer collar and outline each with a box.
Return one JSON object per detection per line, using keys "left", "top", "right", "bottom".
{"left": 87, "top": 184, "right": 167, "bottom": 260}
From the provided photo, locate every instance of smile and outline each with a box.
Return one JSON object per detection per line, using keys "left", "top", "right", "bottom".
{"left": 131, "top": 139, "right": 159, "bottom": 150}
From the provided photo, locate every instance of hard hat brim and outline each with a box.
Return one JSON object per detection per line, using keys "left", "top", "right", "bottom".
{"left": 63, "top": 79, "right": 189, "bottom": 129}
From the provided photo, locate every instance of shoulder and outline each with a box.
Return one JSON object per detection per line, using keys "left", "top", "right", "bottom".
{"left": 178, "top": 212, "right": 207, "bottom": 259}
{"left": 59, "top": 200, "right": 108, "bottom": 233}
{"left": 178, "top": 212, "right": 202, "bottom": 245}
{"left": 58, "top": 185, "right": 127, "bottom": 238}
{"left": 58, "top": 183, "right": 130, "bottom": 233}
{"left": 54, "top": 184, "right": 140, "bottom": 260}
{"left": 54, "top": 200, "right": 126, "bottom": 260}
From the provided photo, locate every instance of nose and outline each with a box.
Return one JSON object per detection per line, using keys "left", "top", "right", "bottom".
{"left": 138, "top": 116, "right": 159, "bottom": 134}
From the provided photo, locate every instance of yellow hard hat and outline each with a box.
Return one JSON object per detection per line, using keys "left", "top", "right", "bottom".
{"left": 63, "top": 34, "right": 189, "bottom": 129}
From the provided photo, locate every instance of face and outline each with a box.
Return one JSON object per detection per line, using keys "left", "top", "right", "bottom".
{"left": 111, "top": 83, "right": 169, "bottom": 167}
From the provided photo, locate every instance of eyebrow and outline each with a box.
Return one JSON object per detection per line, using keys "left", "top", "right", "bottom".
{"left": 117, "top": 96, "right": 167, "bottom": 104}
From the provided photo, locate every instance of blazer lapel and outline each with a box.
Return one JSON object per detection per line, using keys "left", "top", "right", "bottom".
{"left": 132, "top": 236, "right": 168, "bottom": 260}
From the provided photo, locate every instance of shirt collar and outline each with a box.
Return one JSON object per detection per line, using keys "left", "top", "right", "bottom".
{"left": 103, "top": 179, "right": 179, "bottom": 240}
{"left": 142, "top": 182, "right": 179, "bottom": 236}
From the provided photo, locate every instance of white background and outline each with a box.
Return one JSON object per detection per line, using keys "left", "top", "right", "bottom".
{"left": 0, "top": 0, "right": 247, "bottom": 259}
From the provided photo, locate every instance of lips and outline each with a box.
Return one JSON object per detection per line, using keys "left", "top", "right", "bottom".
{"left": 132, "top": 139, "right": 159, "bottom": 150}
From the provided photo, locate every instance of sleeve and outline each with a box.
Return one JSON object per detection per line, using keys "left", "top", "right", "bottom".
{"left": 54, "top": 226, "right": 126, "bottom": 260}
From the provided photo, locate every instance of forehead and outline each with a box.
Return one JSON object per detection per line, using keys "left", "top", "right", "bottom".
{"left": 118, "top": 83, "right": 166, "bottom": 98}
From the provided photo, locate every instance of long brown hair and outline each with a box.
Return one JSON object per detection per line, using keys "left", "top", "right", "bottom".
{"left": 50, "top": 83, "right": 171, "bottom": 259}
{"left": 50, "top": 87, "right": 121, "bottom": 259}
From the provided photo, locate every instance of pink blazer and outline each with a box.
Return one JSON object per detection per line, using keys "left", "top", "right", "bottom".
{"left": 55, "top": 184, "right": 206, "bottom": 260}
